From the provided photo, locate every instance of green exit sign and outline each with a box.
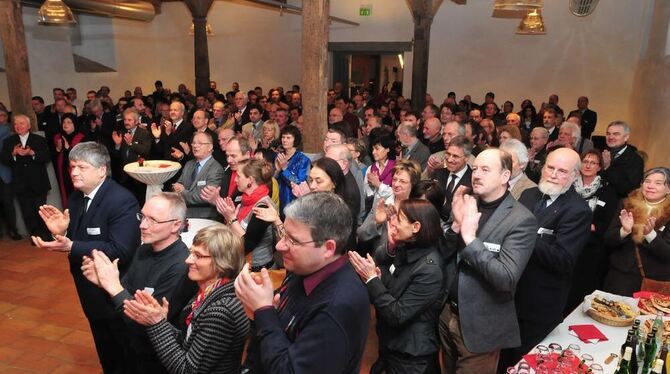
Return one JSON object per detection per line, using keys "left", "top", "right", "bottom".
{"left": 359, "top": 5, "right": 372, "bottom": 16}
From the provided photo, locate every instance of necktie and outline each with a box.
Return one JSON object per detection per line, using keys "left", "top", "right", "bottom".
{"left": 533, "top": 195, "right": 551, "bottom": 215}
{"left": 83, "top": 196, "right": 91, "bottom": 212}
{"left": 192, "top": 162, "right": 201, "bottom": 185}
{"left": 446, "top": 173, "right": 457, "bottom": 198}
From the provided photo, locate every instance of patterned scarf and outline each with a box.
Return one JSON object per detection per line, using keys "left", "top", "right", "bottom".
{"left": 574, "top": 176, "right": 602, "bottom": 211}
{"left": 185, "top": 277, "right": 231, "bottom": 326}
{"left": 238, "top": 184, "right": 269, "bottom": 222}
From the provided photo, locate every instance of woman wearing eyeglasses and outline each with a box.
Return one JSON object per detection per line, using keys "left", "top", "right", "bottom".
{"left": 123, "top": 224, "right": 249, "bottom": 373}
{"left": 349, "top": 199, "right": 444, "bottom": 374}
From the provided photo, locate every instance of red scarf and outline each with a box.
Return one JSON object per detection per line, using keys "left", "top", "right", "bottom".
{"left": 237, "top": 184, "right": 270, "bottom": 222}
{"left": 185, "top": 277, "right": 231, "bottom": 326}
{"left": 227, "top": 171, "right": 238, "bottom": 198}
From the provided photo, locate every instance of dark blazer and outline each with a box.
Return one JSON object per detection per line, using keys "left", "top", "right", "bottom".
{"left": 525, "top": 148, "right": 547, "bottom": 184}
{"left": 234, "top": 107, "right": 250, "bottom": 133}
{"left": 367, "top": 245, "right": 443, "bottom": 356}
{"left": 404, "top": 140, "right": 431, "bottom": 170}
{"left": 601, "top": 145, "right": 644, "bottom": 198}
{"left": 110, "top": 126, "right": 152, "bottom": 182}
{"left": 0, "top": 133, "right": 51, "bottom": 196}
{"left": 218, "top": 167, "right": 242, "bottom": 204}
{"left": 67, "top": 178, "right": 141, "bottom": 320}
{"left": 156, "top": 120, "right": 195, "bottom": 161}
{"left": 515, "top": 187, "right": 592, "bottom": 347}
{"left": 568, "top": 109, "right": 597, "bottom": 139}
{"left": 85, "top": 112, "right": 119, "bottom": 150}
{"left": 443, "top": 193, "right": 537, "bottom": 353}
{"left": 432, "top": 166, "right": 472, "bottom": 220}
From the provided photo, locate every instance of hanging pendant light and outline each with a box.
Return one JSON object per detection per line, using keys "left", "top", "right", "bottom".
{"left": 188, "top": 22, "right": 214, "bottom": 36}
{"left": 493, "top": 0, "right": 543, "bottom": 11}
{"left": 516, "top": 9, "right": 546, "bottom": 35}
{"left": 38, "top": 0, "right": 77, "bottom": 25}
{"left": 569, "top": 0, "right": 600, "bottom": 17}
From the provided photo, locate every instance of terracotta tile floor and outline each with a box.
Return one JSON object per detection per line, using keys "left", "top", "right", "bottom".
{"left": 0, "top": 238, "right": 379, "bottom": 373}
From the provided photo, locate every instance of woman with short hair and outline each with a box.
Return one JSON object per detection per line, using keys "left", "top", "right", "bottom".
{"left": 350, "top": 199, "right": 444, "bottom": 374}
{"left": 123, "top": 224, "right": 249, "bottom": 373}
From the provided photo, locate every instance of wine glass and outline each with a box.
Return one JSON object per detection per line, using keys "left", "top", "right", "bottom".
{"left": 535, "top": 345, "right": 551, "bottom": 365}
{"left": 548, "top": 343, "right": 562, "bottom": 355}
{"left": 567, "top": 343, "right": 581, "bottom": 357}
{"left": 517, "top": 362, "right": 531, "bottom": 374}
{"left": 580, "top": 353, "right": 594, "bottom": 366}
{"left": 589, "top": 363, "right": 604, "bottom": 374}
{"left": 505, "top": 368, "right": 517, "bottom": 374}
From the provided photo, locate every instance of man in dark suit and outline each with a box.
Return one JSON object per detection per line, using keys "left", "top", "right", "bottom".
{"left": 170, "top": 109, "right": 220, "bottom": 165}
{"left": 397, "top": 123, "right": 430, "bottom": 170}
{"left": 173, "top": 132, "right": 224, "bottom": 219}
{"left": 431, "top": 136, "right": 473, "bottom": 220}
{"left": 440, "top": 148, "right": 537, "bottom": 372}
{"left": 86, "top": 99, "right": 118, "bottom": 151}
{"left": 232, "top": 91, "right": 250, "bottom": 133}
{"left": 542, "top": 107, "right": 560, "bottom": 142}
{"left": 111, "top": 108, "right": 152, "bottom": 205}
{"left": 0, "top": 114, "right": 51, "bottom": 240}
{"left": 507, "top": 147, "right": 592, "bottom": 363}
{"left": 601, "top": 121, "right": 644, "bottom": 198}
{"left": 526, "top": 127, "right": 549, "bottom": 183}
{"left": 32, "top": 141, "right": 140, "bottom": 374}
{"left": 150, "top": 101, "right": 194, "bottom": 162}
{"left": 568, "top": 96, "right": 597, "bottom": 140}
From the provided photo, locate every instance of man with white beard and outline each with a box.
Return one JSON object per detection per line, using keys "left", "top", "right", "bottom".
{"left": 500, "top": 147, "right": 592, "bottom": 366}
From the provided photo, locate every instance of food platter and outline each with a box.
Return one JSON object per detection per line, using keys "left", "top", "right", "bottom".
{"left": 583, "top": 291, "right": 639, "bottom": 327}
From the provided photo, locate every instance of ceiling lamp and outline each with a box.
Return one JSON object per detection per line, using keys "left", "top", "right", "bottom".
{"left": 493, "top": 0, "right": 542, "bottom": 11}
{"left": 516, "top": 9, "right": 546, "bottom": 35}
{"left": 38, "top": 0, "right": 77, "bottom": 24}
{"left": 569, "top": 0, "right": 600, "bottom": 17}
{"left": 188, "top": 22, "right": 214, "bottom": 36}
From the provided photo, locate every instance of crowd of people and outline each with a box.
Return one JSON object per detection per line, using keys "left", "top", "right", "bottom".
{"left": 0, "top": 80, "right": 668, "bottom": 373}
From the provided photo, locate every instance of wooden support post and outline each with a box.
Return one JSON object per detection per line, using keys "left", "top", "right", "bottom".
{"left": 409, "top": 0, "right": 442, "bottom": 112}
{"left": 300, "top": 0, "right": 329, "bottom": 153}
{"left": 0, "top": 0, "right": 36, "bottom": 129}
{"left": 184, "top": 0, "right": 214, "bottom": 97}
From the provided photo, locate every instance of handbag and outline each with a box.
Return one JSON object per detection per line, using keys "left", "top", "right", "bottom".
{"left": 635, "top": 247, "right": 670, "bottom": 295}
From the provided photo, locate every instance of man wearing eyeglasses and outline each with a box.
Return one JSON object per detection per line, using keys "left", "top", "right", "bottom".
{"left": 236, "top": 193, "right": 370, "bottom": 374}
{"left": 80, "top": 192, "right": 193, "bottom": 373}
{"left": 32, "top": 141, "right": 141, "bottom": 373}
{"left": 501, "top": 147, "right": 592, "bottom": 366}
{"left": 172, "top": 132, "right": 223, "bottom": 219}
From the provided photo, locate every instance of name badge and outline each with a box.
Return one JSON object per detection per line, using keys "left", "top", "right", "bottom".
{"left": 661, "top": 226, "right": 666, "bottom": 232}
{"left": 538, "top": 227, "right": 554, "bottom": 235}
{"left": 533, "top": 160, "right": 541, "bottom": 164}
{"left": 389, "top": 264, "right": 396, "bottom": 275}
{"left": 87, "top": 227, "right": 101, "bottom": 235}
{"left": 596, "top": 200, "right": 606, "bottom": 207}
{"left": 143, "top": 287, "right": 155, "bottom": 295}
{"left": 197, "top": 180, "right": 206, "bottom": 186}
{"left": 483, "top": 242, "right": 501, "bottom": 253}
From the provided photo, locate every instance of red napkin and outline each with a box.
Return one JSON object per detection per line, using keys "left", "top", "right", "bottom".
{"left": 568, "top": 324, "right": 608, "bottom": 343}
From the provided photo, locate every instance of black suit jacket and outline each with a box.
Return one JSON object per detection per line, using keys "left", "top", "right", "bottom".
{"left": 568, "top": 109, "right": 597, "bottom": 139}
{"left": 601, "top": 145, "right": 644, "bottom": 198}
{"left": 432, "top": 166, "right": 472, "bottom": 220}
{"left": 67, "top": 178, "right": 141, "bottom": 320}
{"left": 85, "top": 112, "right": 119, "bottom": 151}
{"left": 515, "top": 187, "right": 592, "bottom": 334}
{"left": 110, "top": 126, "right": 152, "bottom": 183}
{"left": 156, "top": 120, "right": 195, "bottom": 161}
{"left": 0, "top": 133, "right": 51, "bottom": 196}
{"left": 218, "top": 167, "right": 242, "bottom": 203}
{"left": 234, "top": 107, "right": 251, "bottom": 133}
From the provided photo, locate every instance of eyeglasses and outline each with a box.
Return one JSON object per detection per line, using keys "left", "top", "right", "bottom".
{"left": 545, "top": 165, "right": 571, "bottom": 178}
{"left": 277, "top": 224, "right": 317, "bottom": 247}
{"left": 136, "top": 212, "right": 179, "bottom": 226}
{"left": 582, "top": 160, "right": 600, "bottom": 166}
{"left": 191, "top": 142, "right": 212, "bottom": 146}
{"left": 188, "top": 249, "right": 211, "bottom": 260}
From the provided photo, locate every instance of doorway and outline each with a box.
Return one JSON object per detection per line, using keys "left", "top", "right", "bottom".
{"left": 329, "top": 42, "right": 412, "bottom": 98}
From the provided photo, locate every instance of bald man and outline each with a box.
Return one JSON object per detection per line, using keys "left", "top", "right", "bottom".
{"left": 501, "top": 148, "right": 592, "bottom": 365}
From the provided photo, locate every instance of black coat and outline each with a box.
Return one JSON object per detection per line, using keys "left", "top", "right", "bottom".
{"left": 367, "top": 245, "right": 444, "bottom": 356}
{"left": 515, "top": 187, "right": 592, "bottom": 348}
{"left": 431, "top": 166, "right": 472, "bottom": 220}
{"left": 0, "top": 133, "right": 51, "bottom": 196}
{"left": 601, "top": 145, "right": 644, "bottom": 198}
{"left": 568, "top": 109, "right": 597, "bottom": 139}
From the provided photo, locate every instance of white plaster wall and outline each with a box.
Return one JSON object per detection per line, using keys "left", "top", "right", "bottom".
{"left": 0, "top": 0, "right": 651, "bottom": 139}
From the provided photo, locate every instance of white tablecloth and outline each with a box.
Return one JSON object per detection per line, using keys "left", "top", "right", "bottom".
{"left": 180, "top": 218, "right": 220, "bottom": 248}
{"left": 524, "top": 306, "right": 630, "bottom": 373}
